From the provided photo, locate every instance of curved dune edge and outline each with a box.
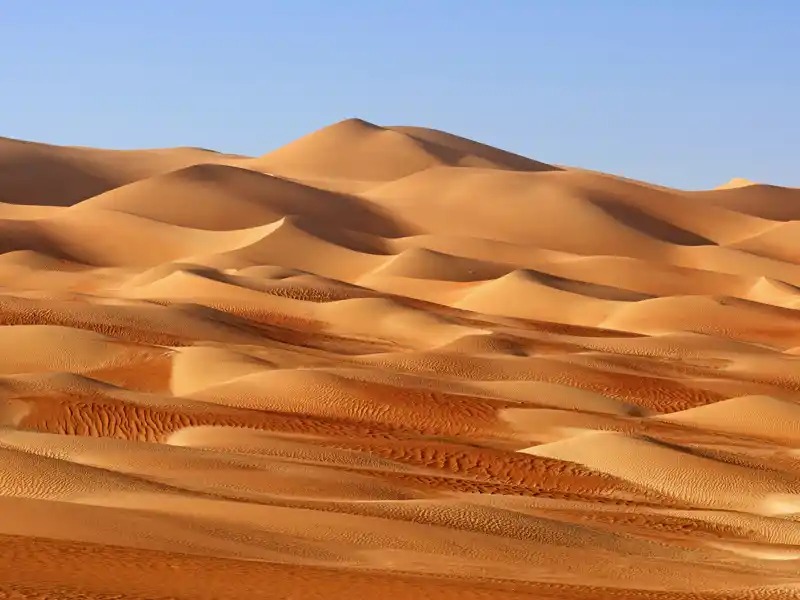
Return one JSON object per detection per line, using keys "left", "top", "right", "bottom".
{"left": 0, "top": 119, "right": 798, "bottom": 596}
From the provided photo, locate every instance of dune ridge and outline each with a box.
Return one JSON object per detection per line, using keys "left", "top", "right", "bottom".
{"left": 0, "top": 118, "right": 797, "bottom": 598}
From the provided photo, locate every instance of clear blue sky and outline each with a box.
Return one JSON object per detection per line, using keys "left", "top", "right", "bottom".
{"left": 2, "top": 2, "right": 797, "bottom": 189}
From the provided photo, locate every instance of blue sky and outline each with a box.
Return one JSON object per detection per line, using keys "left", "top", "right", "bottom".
{"left": 1, "top": 2, "right": 797, "bottom": 189}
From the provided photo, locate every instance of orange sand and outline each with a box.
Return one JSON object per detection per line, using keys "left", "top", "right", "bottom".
{"left": 0, "top": 120, "right": 799, "bottom": 598}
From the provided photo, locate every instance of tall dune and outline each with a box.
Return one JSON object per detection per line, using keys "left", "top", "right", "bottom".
{"left": 250, "top": 118, "right": 558, "bottom": 182}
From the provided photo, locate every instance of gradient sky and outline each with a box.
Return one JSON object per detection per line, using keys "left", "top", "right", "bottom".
{"left": 2, "top": 2, "right": 797, "bottom": 189}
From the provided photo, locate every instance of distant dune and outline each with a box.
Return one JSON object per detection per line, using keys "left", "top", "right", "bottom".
{"left": 0, "top": 118, "right": 798, "bottom": 599}
{"left": 717, "top": 177, "right": 758, "bottom": 189}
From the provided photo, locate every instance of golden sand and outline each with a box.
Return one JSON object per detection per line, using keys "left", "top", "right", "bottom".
{"left": 0, "top": 119, "right": 798, "bottom": 598}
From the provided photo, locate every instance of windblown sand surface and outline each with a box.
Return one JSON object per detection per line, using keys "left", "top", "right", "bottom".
{"left": 0, "top": 119, "right": 799, "bottom": 599}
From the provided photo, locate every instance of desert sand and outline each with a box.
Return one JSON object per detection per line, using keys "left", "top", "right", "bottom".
{"left": 0, "top": 118, "right": 799, "bottom": 599}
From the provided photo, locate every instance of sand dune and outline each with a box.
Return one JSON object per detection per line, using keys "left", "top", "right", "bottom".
{"left": 729, "top": 221, "right": 800, "bottom": 264}
{"left": 0, "top": 119, "right": 797, "bottom": 598}
{"left": 657, "top": 395, "right": 800, "bottom": 442}
{"left": 368, "top": 167, "right": 682, "bottom": 255}
{"left": 251, "top": 118, "right": 558, "bottom": 183}
{"left": 698, "top": 182, "right": 800, "bottom": 220}
{"left": 0, "top": 325, "right": 162, "bottom": 374}
{"left": 75, "top": 162, "right": 405, "bottom": 235}
{"left": 716, "top": 177, "right": 758, "bottom": 189}
{"left": 522, "top": 431, "right": 800, "bottom": 514}
{"left": 0, "top": 135, "right": 242, "bottom": 206}
{"left": 370, "top": 247, "right": 514, "bottom": 282}
{"left": 454, "top": 269, "right": 631, "bottom": 325}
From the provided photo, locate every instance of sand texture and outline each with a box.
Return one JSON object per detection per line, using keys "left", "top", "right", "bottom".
{"left": 0, "top": 120, "right": 799, "bottom": 598}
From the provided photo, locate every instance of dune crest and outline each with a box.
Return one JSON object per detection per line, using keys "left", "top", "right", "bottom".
{"left": 250, "top": 118, "right": 559, "bottom": 182}
{"left": 0, "top": 119, "right": 797, "bottom": 598}
{"left": 717, "top": 177, "right": 758, "bottom": 189}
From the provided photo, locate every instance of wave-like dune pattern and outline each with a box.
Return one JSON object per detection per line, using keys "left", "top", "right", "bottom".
{"left": 0, "top": 119, "right": 799, "bottom": 598}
